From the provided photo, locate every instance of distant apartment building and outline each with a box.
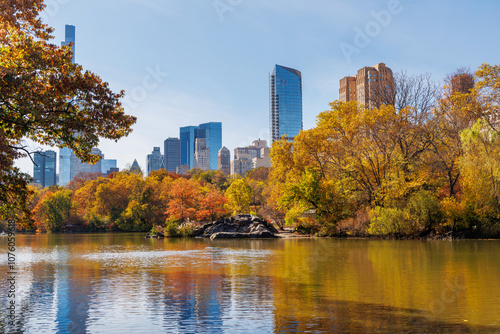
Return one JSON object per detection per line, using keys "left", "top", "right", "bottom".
{"left": 33, "top": 150, "right": 57, "bottom": 188}
{"left": 231, "top": 140, "right": 271, "bottom": 176}
{"left": 164, "top": 137, "right": 181, "bottom": 172}
{"left": 218, "top": 146, "right": 230, "bottom": 175}
{"left": 252, "top": 147, "right": 272, "bottom": 169}
{"left": 339, "top": 63, "right": 394, "bottom": 109}
{"left": 146, "top": 147, "right": 164, "bottom": 176}
{"left": 194, "top": 138, "right": 210, "bottom": 171}
{"left": 231, "top": 159, "right": 254, "bottom": 177}
{"left": 339, "top": 76, "right": 357, "bottom": 102}
{"left": 270, "top": 65, "right": 303, "bottom": 143}
{"left": 180, "top": 122, "right": 222, "bottom": 170}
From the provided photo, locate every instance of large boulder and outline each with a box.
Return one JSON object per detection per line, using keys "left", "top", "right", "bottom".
{"left": 199, "top": 215, "right": 278, "bottom": 239}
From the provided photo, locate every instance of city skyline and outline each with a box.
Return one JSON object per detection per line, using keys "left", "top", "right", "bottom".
{"left": 13, "top": 0, "right": 500, "bottom": 176}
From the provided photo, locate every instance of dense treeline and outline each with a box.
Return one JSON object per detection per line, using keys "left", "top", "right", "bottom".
{"left": 11, "top": 64, "right": 500, "bottom": 238}
{"left": 271, "top": 64, "right": 500, "bottom": 238}
{"left": 21, "top": 167, "right": 278, "bottom": 234}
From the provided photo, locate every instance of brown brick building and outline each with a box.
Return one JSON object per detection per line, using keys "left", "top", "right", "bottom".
{"left": 339, "top": 63, "right": 394, "bottom": 108}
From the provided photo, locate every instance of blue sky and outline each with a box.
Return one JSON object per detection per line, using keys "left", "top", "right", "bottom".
{"left": 16, "top": 0, "right": 500, "bottom": 175}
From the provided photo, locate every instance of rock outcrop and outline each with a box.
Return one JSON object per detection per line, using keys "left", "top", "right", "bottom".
{"left": 196, "top": 214, "right": 279, "bottom": 240}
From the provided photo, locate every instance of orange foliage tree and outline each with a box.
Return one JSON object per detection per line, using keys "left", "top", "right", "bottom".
{"left": 166, "top": 178, "right": 201, "bottom": 222}
{"left": 197, "top": 188, "right": 228, "bottom": 222}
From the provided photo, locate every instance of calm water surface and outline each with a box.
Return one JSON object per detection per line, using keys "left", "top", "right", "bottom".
{"left": 1, "top": 234, "right": 500, "bottom": 333}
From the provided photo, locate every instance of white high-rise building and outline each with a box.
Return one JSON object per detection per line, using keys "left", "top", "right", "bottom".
{"left": 194, "top": 138, "right": 210, "bottom": 171}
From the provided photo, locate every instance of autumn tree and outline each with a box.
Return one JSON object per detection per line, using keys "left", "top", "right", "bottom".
{"left": 0, "top": 0, "right": 136, "bottom": 222}
{"left": 166, "top": 177, "right": 200, "bottom": 222}
{"left": 197, "top": 188, "right": 228, "bottom": 222}
{"left": 93, "top": 172, "right": 144, "bottom": 230}
{"left": 225, "top": 178, "right": 253, "bottom": 215}
{"left": 459, "top": 119, "right": 500, "bottom": 235}
{"left": 33, "top": 188, "right": 73, "bottom": 232}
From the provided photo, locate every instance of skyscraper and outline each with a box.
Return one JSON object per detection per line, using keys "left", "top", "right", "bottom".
{"left": 61, "top": 24, "right": 75, "bottom": 63}
{"left": 70, "top": 148, "right": 103, "bottom": 178}
{"left": 101, "top": 159, "right": 118, "bottom": 175}
{"left": 33, "top": 151, "right": 57, "bottom": 188}
{"left": 193, "top": 138, "right": 210, "bottom": 171}
{"left": 59, "top": 147, "right": 72, "bottom": 186}
{"left": 59, "top": 24, "right": 76, "bottom": 186}
{"left": 180, "top": 126, "right": 198, "bottom": 169}
{"left": 180, "top": 122, "right": 222, "bottom": 170}
{"left": 164, "top": 137, "right": 181, "bottom": 172}
{"left": 199, "top": 122, "right": 222, "bottom": 170}
{"left": 270, "top": 65, "right": 303, "bottom": 143}
{"left": 146, "top": 147, "right": 164, "bottom": 176}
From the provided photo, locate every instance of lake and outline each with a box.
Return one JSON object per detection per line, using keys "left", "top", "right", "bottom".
{"left": 1, "top": 234, "right": 500, "bottom": 333}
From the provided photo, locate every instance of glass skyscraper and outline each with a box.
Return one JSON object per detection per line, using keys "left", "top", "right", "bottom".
{"left": 59, "top": 25, "right": 76, "bottom": 186}
{"left": 33, "top": 151, "right": 57, "bottom": 187}
{"left": 198, "top": 122, "right": 222, "bottom": 171}
{"left": 164, "top": 137, "right": 181, "bottom": 172}
{"left": 180, "top": 126, "right": 198, "bottom": 169}
{"left": 61, "top": 24, "right": 75, "bottom": 63}
{"left": 180, "top": 122, "right": 222, "bottom": 170}
{"left": 146, "top": 147, "right": 164, "bottom": 176}
{"left": 270, "top": 65, "right": 303, "bottom": 143}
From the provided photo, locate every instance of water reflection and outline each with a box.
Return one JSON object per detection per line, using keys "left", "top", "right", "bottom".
{"left": 0, "top": 235, "right": 499, "bottom": 333}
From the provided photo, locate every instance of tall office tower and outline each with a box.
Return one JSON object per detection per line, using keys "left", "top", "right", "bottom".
{"left": 70, "top": 148, "right": 103, "bottom": 178}
{"left": 198, "top": 122, "right": 222, "bottom": 170}
{"left": 218, "top": 147, "right": 230, "bottom": 175}
{"left": 180, "top": 122, "right": 222, "bottom": 170}
{"left": 61, "top": 24, "right": 75, "bottom": 63}
{"left": 59, "top": 147, "right": 72, "bottom": 186}
{"left": 339, "top": 63, "right": 394, "bottom": 109}
{"left": 193, "top": 138, "right": 210, "bottom": 171}
{"left": 59, "top": 24, "right": 76, "bottom": 186}
{"left": 146, "top": 147, "right": 164, "bottom": 176}
{"left": 270, "top": 65, "right": 303, "bottom": 143}
{"left": 33, "top": 150, "right": 57, "bottom": 187}
{"left": 180, "top": 126, "right": 198, "bottom": 169}
{"left": 164, "top": 137, "right": 181, "bottom": 172}
{"left": 101, "top": 159, "right": 117, "bottom": 175}
{"left": 131, "top": 159, "right": 141, "bottom": 173}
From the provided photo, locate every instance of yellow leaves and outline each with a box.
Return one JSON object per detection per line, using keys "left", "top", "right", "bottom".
{"left": 225, "top": 178, "right": 253, "bottom": 215}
